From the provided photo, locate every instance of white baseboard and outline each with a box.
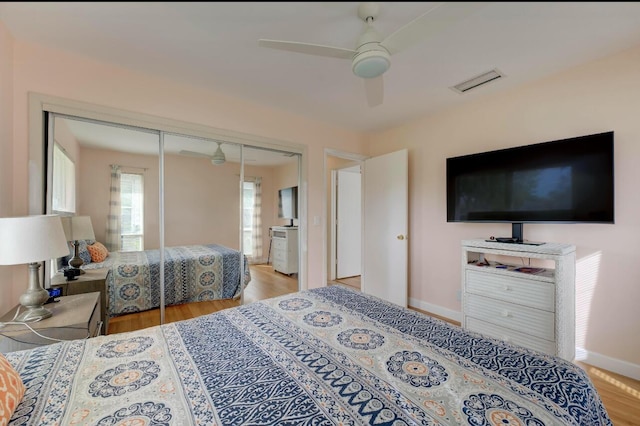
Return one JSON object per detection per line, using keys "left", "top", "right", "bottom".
{"left": 575, "top": 347, "right": 640, "bottom": 380}
{"left": 409, "top": 298, "right": 640, "bottom": 381}
{"left": 409, "top": 297, "right": 462, "bottom": 324}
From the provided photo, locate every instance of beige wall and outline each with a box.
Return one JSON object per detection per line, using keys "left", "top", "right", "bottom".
{"left": 0, "top": 21, "right": 14, "bottom": 315}
{"left": 8, "top": 39, "right": 365, "bottom": 301}
{"left": 367, "top": 45, "right": 640, "bottom": 374}
{"left": 78, "top": 147, "right": 278, "bottom": 256}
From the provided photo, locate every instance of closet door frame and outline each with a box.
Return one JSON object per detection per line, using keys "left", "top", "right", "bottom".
{"left": 27, "top": 93, "right": 308, "bottom": 313}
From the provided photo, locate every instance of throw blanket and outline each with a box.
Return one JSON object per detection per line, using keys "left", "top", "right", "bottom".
{"left": 106, "top": 244, "right": 250, "bottom": 316}
{"left": 6, "top": 286, "right": 611, "bottom": 425}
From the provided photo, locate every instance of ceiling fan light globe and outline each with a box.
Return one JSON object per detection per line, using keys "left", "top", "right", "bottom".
{"left": 211, "top": 156, "right": 225, "bottom": 165}
{"left": 211, "top": 143, "right": 226, "bottom": 165}
{"left": 352, "top": 50, "right": 390, "bottom": 78}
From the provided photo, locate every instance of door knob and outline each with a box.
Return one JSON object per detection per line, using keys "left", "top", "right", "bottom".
{"left": 397, "top": 235, "right": 405, "bottom": 240}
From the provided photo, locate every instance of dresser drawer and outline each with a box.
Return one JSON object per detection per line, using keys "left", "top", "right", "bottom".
{"left": 464, "top": 293, "right": 555, "bottom": 340}
{"left": 272, "top": 249, "right": 286, "bottom": 262}
{"left": 272, "top": 238, "right": 287, "bottom": 251}
{"left": 466, "top": 270, "right": 555, "bottom": 312}
{"left": 465, "top": 317, "right": 556, "bottom": 355}
{"left": 272, "top": 258, "right": 285, "bottom": 271}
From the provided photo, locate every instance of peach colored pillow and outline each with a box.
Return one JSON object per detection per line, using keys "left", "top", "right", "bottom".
{"left": 0, "top": 353, "right": 25, "bottom": 425}
{"left": 87, "top": 241, "right": 109, "bottom": 263}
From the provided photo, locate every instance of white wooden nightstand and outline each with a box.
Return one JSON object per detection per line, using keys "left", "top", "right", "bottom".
{"left": 0, "top": 292, "right": 101, "bottom": 353}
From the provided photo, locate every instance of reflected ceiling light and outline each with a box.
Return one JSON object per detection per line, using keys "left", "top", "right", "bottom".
{"left": 211, "top": 142, "right": 226, "bottom": 165}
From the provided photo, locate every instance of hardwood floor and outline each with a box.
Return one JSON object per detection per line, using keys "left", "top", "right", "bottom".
{"left": 331, "top": 275, "right": 361, "bottom": 290}
{"left": 107, "top": 264, "right": 298, "bottom": 334}
{"left": 107, "top": 267, "right": 639, "bottom": 425}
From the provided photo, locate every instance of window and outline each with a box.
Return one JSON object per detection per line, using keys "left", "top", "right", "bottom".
{"left": 52, "top": 143, "right": 75, "bottom": 213}
{"left": 120, "top": 173, "right": 144, "bottom": 251}
{"left": 242, "top": 181, "right": 255, "bottom": 256}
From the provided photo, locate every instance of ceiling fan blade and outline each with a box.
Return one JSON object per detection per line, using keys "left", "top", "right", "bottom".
{"left": 179, "top": 150, "right": 211, "bottom": 158}
{"left": 380, "top": 2, "right": 487, "bottom": 55}
{"left": 364, "top": 76, "right": 384, "bottom": 107}
{"left": 258, "top": 39, "right": 355, "bottom": 60}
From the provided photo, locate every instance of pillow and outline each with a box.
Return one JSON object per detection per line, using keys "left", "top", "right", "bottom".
{"left": 87, "top": 241, "right": 109, "bottom": 263}
{"left": 0, "top": 353, "right": 25, "bottom": 425}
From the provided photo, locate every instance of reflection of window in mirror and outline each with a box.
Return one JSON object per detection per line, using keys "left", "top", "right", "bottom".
{"left": 52, "top": 143, "right": 76, "bottom": 214}
{"left": 120, "top": 173, "right": 144, "bottom": 251}
{"left": 243, "top": 181, "right": 256, "bottom": 257}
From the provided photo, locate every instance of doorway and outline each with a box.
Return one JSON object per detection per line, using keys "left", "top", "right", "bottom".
{"left": 332, "top": 165, "right": 362, "bottom": 289}
{"left": 325, "top": 148, "right": 408, "bottom": 307}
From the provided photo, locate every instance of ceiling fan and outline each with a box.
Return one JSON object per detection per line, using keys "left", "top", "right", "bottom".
{"left": 179, "top": 142, "right": 258, "bottom": 165}
{"left": 180, "top": 142, "right": 227, "bottom": 165}
{"left": 258, "top": 2, "right": 485, "bottom": 107}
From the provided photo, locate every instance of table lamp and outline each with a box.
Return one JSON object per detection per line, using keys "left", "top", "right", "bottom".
{"left": 0, "top": 215, "right": 69, "bottom": 322}
{"left": 61, "top": 215, "right": 95, "bottom": 275}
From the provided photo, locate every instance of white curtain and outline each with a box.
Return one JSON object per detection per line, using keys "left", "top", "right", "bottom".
{"left": 251, "top": 177, "right": 263, "bottom": 262}
{"left": 105, "top": 165, "right": 121, "bottom": 252}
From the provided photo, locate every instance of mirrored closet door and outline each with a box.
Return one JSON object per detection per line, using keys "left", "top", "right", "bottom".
{"left": 43, "top": 111, "right": 302, "bottom": 335}
{"left": 47, "top": 114, "right": 162, "bottom": 332}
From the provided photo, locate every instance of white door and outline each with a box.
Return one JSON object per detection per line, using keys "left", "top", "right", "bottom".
{"left": 362, "top": 149, "right": 408, "bottom": 307}
{"left": 336, "top": 167, "right": 361, "bottom": 278}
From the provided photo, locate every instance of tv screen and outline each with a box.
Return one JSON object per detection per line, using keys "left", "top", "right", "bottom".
{"left": 447, "top": 131, "right": 614, "bottom": 224}
{"left": 278, "top": 186, "right": 298, "bottom": 220}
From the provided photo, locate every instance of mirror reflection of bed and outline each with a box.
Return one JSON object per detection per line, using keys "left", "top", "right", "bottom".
{"left": 50, "top": 116, "right": 300, "bottom": 334}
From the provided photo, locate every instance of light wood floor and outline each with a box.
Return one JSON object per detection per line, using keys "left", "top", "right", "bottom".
{"left": 108, "top": 266, "right": 639, "bottom": 425}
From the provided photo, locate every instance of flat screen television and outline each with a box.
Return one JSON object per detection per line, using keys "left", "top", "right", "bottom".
{"left": 278, "top": 186, "right": 298, "bottom": 226}
{"left": 446, "top": 131, "right": 614, "bottom": 243}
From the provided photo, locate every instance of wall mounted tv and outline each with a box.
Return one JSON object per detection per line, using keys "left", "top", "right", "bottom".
{"left": 446, "top": 131, "right": 614, "bottom": 243}
{"left": 278, "top": 186, "right": 298, "bottom": 227}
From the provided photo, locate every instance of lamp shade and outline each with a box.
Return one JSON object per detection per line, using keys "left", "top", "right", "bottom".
{"left": 61, "top": 216, "right": 95, "bottom": 241}
{"left": 0, "top": 215, "right": 70, "bottom": 265}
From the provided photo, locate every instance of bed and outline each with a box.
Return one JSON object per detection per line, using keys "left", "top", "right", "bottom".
{"left": 82, "top": 244, "right": 251, "bottom": 317}
{"left": 5, "top": 286, "right": 611, "bottom": 425}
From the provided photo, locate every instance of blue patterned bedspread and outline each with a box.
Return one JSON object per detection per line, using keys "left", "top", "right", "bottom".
{"left": 105, "top": 244, "right": 251, "bottom": 317}
{"left": 6, "top": 286, "right": 611, "bottom": 425}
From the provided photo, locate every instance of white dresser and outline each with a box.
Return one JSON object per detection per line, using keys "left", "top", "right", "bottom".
{"left": 271, "top": 226, "right": 298, "bottom": 275}
{"left": 461, "top": 239, "right": 575, "bottom": 360}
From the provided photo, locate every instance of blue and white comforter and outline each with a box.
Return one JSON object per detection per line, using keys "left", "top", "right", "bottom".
{"left": 98, "top": 244, "right": 251, "bottom": 317}
{"left": 6, "top": 286, "right": 611, "bottom": 425}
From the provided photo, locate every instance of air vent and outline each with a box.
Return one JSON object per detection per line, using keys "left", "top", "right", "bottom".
{"left": 451, "top": 69, "right": 504, "bottom": 94}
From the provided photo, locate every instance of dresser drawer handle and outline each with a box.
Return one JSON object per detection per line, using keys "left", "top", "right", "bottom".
{"left": 503, "top": 285, "right": 511, "bottom": 291}
{"left": 501, "top": 310, "right": 511, "bottom": 317}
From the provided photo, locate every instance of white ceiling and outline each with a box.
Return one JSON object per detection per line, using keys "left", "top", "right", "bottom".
{"left": 3, "top": 2, "right": 640, "bottom": 133}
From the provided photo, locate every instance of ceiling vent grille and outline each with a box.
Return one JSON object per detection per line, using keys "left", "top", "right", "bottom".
{"left": 451, "top": 69, "right": 504, "bottom": 94}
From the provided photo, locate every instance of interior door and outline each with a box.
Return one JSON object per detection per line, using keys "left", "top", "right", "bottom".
{"left": 336, "top": 166, "right": 361, "bottom": 279}
{"left": 362, "top": 149, "right": 408, "bottom": 307}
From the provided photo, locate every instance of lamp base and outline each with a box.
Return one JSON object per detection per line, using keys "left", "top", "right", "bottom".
{"left": 14, "top": 306, "right": 53, "bottom": 322}
{"left": 69, "top": 241, "right": 87, "bottom": 274}
{"left": 16, "top": 262, "right": 55, "bottom": 323}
